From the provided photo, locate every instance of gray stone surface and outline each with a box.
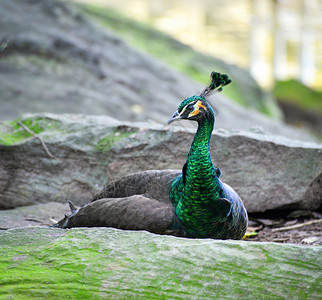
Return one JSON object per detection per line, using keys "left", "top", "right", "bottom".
{"left": 0, "top": 0, "right": 315, "bottom": 141}
{"left": 0, "top": 114, "right": 321, "bottom": 212}
{"left": 0, "top": 227, "right": 321, "bottom": 298}
{"left": 0, "top": 202, "right": 68, "bottom": 229}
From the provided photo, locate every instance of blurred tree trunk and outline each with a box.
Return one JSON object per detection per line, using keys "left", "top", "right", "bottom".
{"left": 272, "top": 0, "right": 287, "bottom": 81}
{"left": 299, "top": 0, "right": 316, "bottom": 85}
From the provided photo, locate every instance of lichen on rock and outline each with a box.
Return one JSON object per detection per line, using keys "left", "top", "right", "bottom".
{"left": 0, "top": 227, "right": 321, "bottom": 299}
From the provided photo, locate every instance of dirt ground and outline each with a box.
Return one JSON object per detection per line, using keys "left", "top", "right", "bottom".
{"left": 244, "top": 210, "right": 322, "bottom": 245}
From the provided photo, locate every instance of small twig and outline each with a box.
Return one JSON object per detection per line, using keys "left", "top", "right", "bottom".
{"left": 49, "top": 218, "right": 58, "bottom": 224}
{"left": 17, "top": 121, "right": 57, "bottom": 159}
{"left": 273, "top": 237, "right": 290, "bottom": 243}
{"left": 272, "top": 219, "right": 322, "bottom": 232}
{"left": 24, "top": 218, "right": 43, "bottom": 223}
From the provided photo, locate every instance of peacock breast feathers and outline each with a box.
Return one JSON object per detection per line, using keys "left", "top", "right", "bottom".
{"left": 170, "top": 164, "right": 247, "bottom": 240}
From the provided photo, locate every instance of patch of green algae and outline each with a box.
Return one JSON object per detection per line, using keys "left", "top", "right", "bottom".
{"left": 0, "top": 232, "right": 97, "bottom": 299}
{"left": 0, "top": 227, "right": 321, "bottom": 299}
{"left": 274, "top": 79, "right": 322, "bottom": 115}
{"left": 95, "top": 128, "right": 137, "bottom": 153}
{"left": 0, "top": 116, "right": 61, "bottom": 146}
{"left": 0, "top": 229, "right": 102, "bottom": 299}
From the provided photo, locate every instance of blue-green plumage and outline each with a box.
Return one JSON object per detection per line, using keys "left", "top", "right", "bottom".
{"left": 54, "top": 72, "right": 248, "bottom": 240}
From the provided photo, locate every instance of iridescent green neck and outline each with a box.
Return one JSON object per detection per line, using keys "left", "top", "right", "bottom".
{"left": 171, "top": 107, "right": 226, "bottom": 237}
{"left": 183, "top": 112, "right": 219, "bottom": 199}
{"left": 186, "top": 116, "right": 214, "bottom": 182}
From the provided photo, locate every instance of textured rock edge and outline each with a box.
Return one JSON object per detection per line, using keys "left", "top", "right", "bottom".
{"left": 0, "top": 227, "right": 321, "bottom": 299}
{"left": 0, "top": 113, "right": 321, "bottom": 212}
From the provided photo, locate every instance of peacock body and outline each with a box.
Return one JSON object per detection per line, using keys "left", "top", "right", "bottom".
{"left": 54, "top": 72, "right": 248, "bottom": 240}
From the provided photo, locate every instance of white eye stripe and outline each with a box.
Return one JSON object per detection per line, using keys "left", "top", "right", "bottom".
{"left": 179, "top": 102, "right": 196, "bottom": 116}
{"left": 179, "top": 106, "right": 187, "bottom": 116}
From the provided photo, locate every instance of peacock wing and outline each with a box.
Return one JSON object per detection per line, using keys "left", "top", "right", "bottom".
{"left": 212, "top": 198, "right": 232, "bottom": 223}
{"left": 91, "top": 170, "right": 181, "bottom": 204}
{"left": 57, "top": 195, "right": 180, "bottom": 235}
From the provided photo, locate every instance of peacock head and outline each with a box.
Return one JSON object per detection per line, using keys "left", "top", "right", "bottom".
{"left": 167, "top": 72, "right": 231, "bottom": 125}
{"left": 167, "top": 96, "right": 210, "bottom": 124}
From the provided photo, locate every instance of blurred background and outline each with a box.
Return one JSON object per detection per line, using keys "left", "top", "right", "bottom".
{"left": 75, "top": 0, "right": 322, "bottom": 89}
{"left": 1, "top": 0, "right": 321, "bottom": 138}
{"left": 73, "top": 0, "right": 322, "bottom": 137}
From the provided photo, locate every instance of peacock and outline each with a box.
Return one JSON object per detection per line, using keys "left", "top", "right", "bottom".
{"left": 54, "top": 72, "right": 248, "bottom": 240}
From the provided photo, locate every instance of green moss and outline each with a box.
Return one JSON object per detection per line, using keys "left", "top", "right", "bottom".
{"left": 0, "top": 228, "right": 321, "bottom": 299}
{"left": 0, "top": 240, "right": 102, "bottom": 298}
{"left": 273, "top": 79, "right": 322, "bottom": 115}
{"left": 27, "top": 54, "right": 65, "bottom": 72}
{"left": 95, "top": 127, "right": 137, "bottom": 153}
{"left": 0, "top": 116, "right": 61, "bottom": 146}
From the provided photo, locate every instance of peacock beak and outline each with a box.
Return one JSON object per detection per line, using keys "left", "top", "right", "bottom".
{"left": 166, "top": 111, "right": 181, "bottom": 125}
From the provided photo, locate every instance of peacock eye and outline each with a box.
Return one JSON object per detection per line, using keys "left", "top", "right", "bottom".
{"left": 186, "top": 105, "right": 194, "bottom": 112}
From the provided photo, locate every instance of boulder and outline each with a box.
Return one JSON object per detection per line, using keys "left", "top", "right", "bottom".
{"left": 0, "top": 0, "right": 315, "bottom": 141}
{"left": 0, "top": 114, "right": 321, "bottom": 212}
{"left": 0, "top": 227, "right": 321, "bottom": 298}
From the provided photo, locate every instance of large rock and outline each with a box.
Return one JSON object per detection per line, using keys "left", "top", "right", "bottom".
{"left": 0, "top": 114, "right": 321, "bottom": 212}
{"left": 0, "top": 0, "right": 315, "bottom": 141}
{"left": 0, "top": 227, "right": 321, "bottom": 298}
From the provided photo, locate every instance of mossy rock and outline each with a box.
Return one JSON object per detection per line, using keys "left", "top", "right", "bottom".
{"left": 0, "top": 113, "right": 321, "bottom": 211}
{"left": 273, "top": 79, "right": 322, "bottom": 115}
{"left": 0, "top": 116, "right": 62, "bottom": 146}
{"left": 0, "top": 227, "right": 321, "bottom": 299}
{"left": 95, "top": 127, "right": 138, "bottom": 153}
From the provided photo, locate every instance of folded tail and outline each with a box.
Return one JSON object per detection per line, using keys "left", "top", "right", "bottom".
{"left": 51, "top": 200, "right": 79, "bottom": 229}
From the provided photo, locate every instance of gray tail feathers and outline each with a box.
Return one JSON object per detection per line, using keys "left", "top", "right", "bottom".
{"left": 51, "top": 200, "right": 79, "bottom": 229}
{"left": 68, "top": 200, "right": 78, "bottom": 214}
